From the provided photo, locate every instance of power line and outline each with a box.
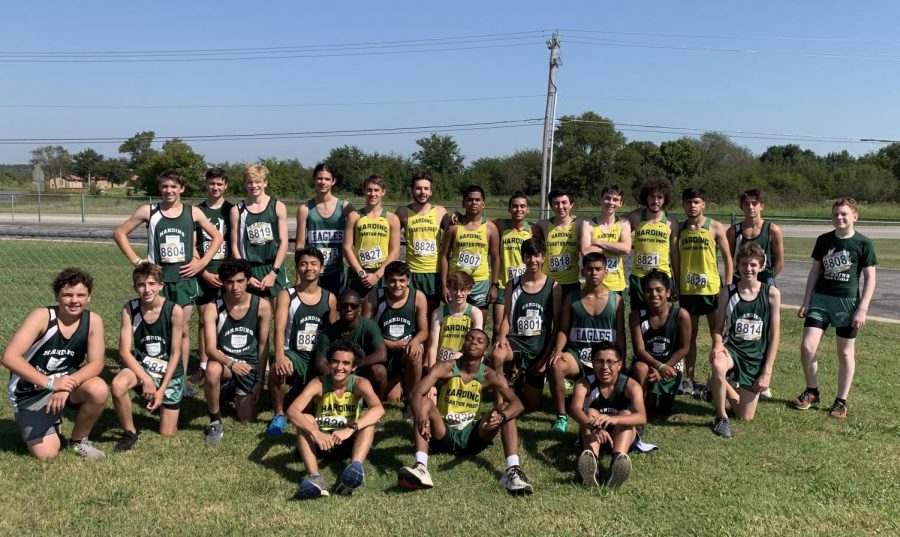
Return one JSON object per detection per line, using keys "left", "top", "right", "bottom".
{"left": 561, "top": 28, "right": 900, "bottom": 45}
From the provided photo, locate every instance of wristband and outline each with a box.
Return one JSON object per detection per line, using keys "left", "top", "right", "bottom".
{"left": 227, "top": 359, "right": 236, "bottom": 370}
{"left": 133, "top": 258, "right": 143, "bottom": 266}
{"left": 656, "top": 363, "right": 667, "bottom": 372}
{"left": 47, "top": 377, "right": 55, "bottom": 391}
{"left": 357, "top": 269, "right": 367, "bottom": 278}
{"left": 272, "top": 266, "right": 281, "bottom": 273}
{"left": 497, "top": 410, "right": 508, "bottom": 423}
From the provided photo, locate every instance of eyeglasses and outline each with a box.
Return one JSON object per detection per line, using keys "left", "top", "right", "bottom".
{"left": 591, "top": 359, "right": 621, "bottom": 369}
{"left": 339, "top": 303, "right": 361, "bottom": 309}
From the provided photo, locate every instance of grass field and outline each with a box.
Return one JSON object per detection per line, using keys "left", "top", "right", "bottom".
{"left": 1, "top": 241, "right": 899, "bottom": 536}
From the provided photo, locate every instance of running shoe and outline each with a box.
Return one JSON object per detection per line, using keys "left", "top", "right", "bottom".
{"left": 266, "top": 414, "right": 287, "bottom": 437}
{"left": 791, "top": 390, "right": 819, "bottom": 410}
{"left": 205, "top": 422, "right": 224, "bottom": 445}
{"left": 295, "top": 474, "right": 330, "bottom": 500}
{"left": 678, "top": 379, "right": 695, "bottom": 396}
{"left": 398, "top": 462, "right": 434, "bottom": 490}
{"left": 113, "top": 430, "right": 139, "bottom": 453}
{"left": 605, "top": 453, "right": 632, "bottom": 488}
{"left": 72, "top": 437, "right": 107, "bottom": 459}
{"left": 712, "top": 417, "right": 733, "bottom": 439}
{"left": 333, "top": 461, "right": 365, "bottom": 496}
{"left": 577, "top": 450, "right": 599, "bottom": 488}
{"left": 500, "top": 465, "right": 534, "bottom": 495}
{"left": 551, "top": 414, "right": 568, "bottom": 433}
{"left": 828, "top": 400, "right": 848, "bottom": 420}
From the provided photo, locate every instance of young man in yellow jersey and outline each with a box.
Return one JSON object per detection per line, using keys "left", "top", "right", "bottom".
{"left": 678, "top": 187, "right": 732, "bottom": 396}
{"left": 398, "top": 329, "right": 533, "bottom": 495}
{"left": 533, "top": 188, "right": 582, "bottom": 298}
{"left": 395, "top": 171, "right": 450, "bottom": 315}
{"left": 493, "top": 191, "right": 533, "bottom": 339}
{"left": 440, "top": 185, "right": 500, "bottom": 312}
{"left": 580, "top": 184, "right": 632, "bottom": 296}
{"left": 626, "top": 177, "right": 680, "bottom": 311}
{"left": 288, "top": 340, "right": 384, "bottom": 499}
{"left": 295, "top": 163, "right": 355, "bottom": 295}
{"left": 344, "top": 175, "right": 401, "bottom": 297}
{"left": 427, "top": 271, "right": 484, "bottom": 366}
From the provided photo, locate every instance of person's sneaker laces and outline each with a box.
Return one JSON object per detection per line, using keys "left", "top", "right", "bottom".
{"left": 500, "top": 465, "right": 534, "bottom": 495}
{"left": 113, "top": 430, "right": 139, "bottom": 453}
{"left": 71, "top": 437, "right": 106, "bottom": 459}
{"left": 551, "top": 414, "right": 568, "bottom": 433}
{"left": 333, "top": 461, "right": 365, "bottom": 496}
{"left": 295, "top": 474, "right": 330, "bottom": 500}
{"left": 605, "top": 453, "right": 632, "bottom": 488}
{"left": 700, "top": 384, "right": 712, "bottom": 403}
{"left": 828, "top": 400, "right": 848, "bottom": 420}
{"left": 577, "top": 450, "right": 599, "bottom": 488}
{"left": 266, "top": 414, "right": 287, "bottom": 437}
{"left": 679, "top": 379, "right": 695, "bottom": 396}
{"left": 397, "top": 462, "right": 434, "bottom": 490}
{"left": 205, "top": 422, "right": 224, "bottom": 445}
{"left": 791, "top": 390, "right": 819, "bottom": 410}
{"left": 712, "top": 417, "right": 733, "bottom": 439}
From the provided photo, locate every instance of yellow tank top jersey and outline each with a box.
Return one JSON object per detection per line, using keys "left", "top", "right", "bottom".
{"left": 405, "top": 205, "right": 440, "bottom": 273}
{"left": 499, "top": 220, "right": 532, "bottom": 289}
{"left": 449, "top": 217, "right": 490, "bottom": 282}
{"left": 354, "top": 208, "right": 390, "bottom": 270}
{"left": 315, "top": 374, "right": 361, "bottom": 432}
{"left": 437, "top": 362, "right": 484, "bottom": 430}
{"left": 679, "top": 217, "right": 720, "bottom": 296}
{"left": 438, "top": 304, "right": 474, "bottom": 362}
{"left": 632, "top": 210, "right": 672, "bottom": 278}
{"left": 591, "top": 218, "right": 625, "bottom": 292}
{"left": 542, "top": 220, "right": 579, "bottom": 285}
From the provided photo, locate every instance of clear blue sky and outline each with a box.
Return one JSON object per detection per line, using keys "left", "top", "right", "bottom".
{"left": 2, "top": 1, "right": 899, "bottom": 166}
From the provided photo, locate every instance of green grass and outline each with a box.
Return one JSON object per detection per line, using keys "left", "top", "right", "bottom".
{"left": 1, "top": 241, "right": 899, "bottom": 536}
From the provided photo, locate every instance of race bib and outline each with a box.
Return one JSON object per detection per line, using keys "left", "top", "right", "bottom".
{"left": 606, "top": 256, "right": 619, "bottom": 271}
{"left": 456, "top": 250, "right": 481, "bottom": 271}
{"left": 295, "top": 323, "right": 319, "bottom": 352}
{"left": 734, "top": 318, "right": 764, "bottom": 341}
{"left": 160, "top": 235, "right": 186, "bottom": 264}
{"left": 579, "top": 347, "right": 592, "bottom": 366}
{"left": 549, "top": 253, "right": 571, "bottom": 273}
{"left": 635, "top": 252, "right": 659, "bottom": 270}
{"left": 320, "top": 247, "right": 338, "bottom": 267}
{"left": 141, "top": 356, "right": 168, "bottom": 379}
{"left": 358, "top": 245, "right": 384, "bottom": 267}
{"left": 822, "top": 249, "right": 852, "bottom": 275}
{"left": 316, "top": 415, "right": 348, "bottom": 429}
{"left": 685, "top": 272, "right": 709, "bottom": 288}
{"left": 247, "top": 222, "right": 274, "bottom": 245}
{"left": 412, "top": 238, "right": 437, "bottom": 258}
{"left": 516, "top": 308, "right": 542, "bottom": 336}
{"left": 388, "top": 324, "right": 406, "bottom": 339}
{"left": 202, "top": 239, "right": 228, "bottom": 260}
{"left": 507, "top": 265, "right": 526, "bottom": 281}
{"left": 230, "top": 333, "right": 248, "bottom": 350}
{"left": 439, "top": 346, "right": 460, "bottom": 362}
{"left": 445, "top": 412, "right": 476, "bottom": 430}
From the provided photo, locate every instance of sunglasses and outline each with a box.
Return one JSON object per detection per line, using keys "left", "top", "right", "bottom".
{"left": 591, "top": 359, "right": 621, "bottom": 369}
{"left": 339, "top": 303, "right": 361, "bottom": 309}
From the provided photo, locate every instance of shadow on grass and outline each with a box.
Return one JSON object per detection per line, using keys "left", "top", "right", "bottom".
{"left": 0, "top": 419, "right": 28, "bottom": 456}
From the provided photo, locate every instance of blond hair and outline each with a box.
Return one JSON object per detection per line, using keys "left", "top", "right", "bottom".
{"left": 243, "top": 164, "right": 269, "bottom": 183}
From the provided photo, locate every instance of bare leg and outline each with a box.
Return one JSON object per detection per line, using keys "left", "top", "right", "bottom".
{"left": 111, "top": 369, "right": 141, "bottom": 433}
{"left": 68, "top": 377, "right": 109, "bottom": 441}
{"left": 159, "top": 407, "right": 180, "bottom": 436}
{"left": 800, "top": 326, "right": 825, "bottom": 389}
{"left": 835, "top": 336, "right": 857, "bottom": 400}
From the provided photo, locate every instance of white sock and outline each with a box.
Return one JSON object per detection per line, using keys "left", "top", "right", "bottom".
{"left": 415, "top": 451, "right": 428, "bottom": 467}
{"left": 506, "top": 455, "right": 520, "bottom": 469}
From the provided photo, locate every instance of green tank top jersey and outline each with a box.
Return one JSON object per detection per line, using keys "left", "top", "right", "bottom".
{"left": 197, "top": 200, "right": 233, "bottom": 274}
{"left": 129, "top": 298, "right": 182, "bottom": 381}
{"left": 405, "top": 205, "right": 441, "bottom": 274}
{"left": 633, "top": 210, "right": 671, "bottom": 277}
{"left": 236, "top": 198, "right": 280, "bottom": 265}
{"left": 732, "top": 220, "right": 774, "bottom": 282}
{"left": 284, "top": 287, "right": 332, "bottom": 359}
{"left": 7, "top": 307, "right": 90, "bottom": 412}
{"left": 375, "top": 288, "right": 417, "bottom": 341}
{"left": 723, "top": 284, "right": 771, "bottom": 366}
{"left": 316, "top": 374, "right": 361, "bottom": 432}
{"left": 639, "top": 304, "right": 683, "bottom": 396}
{"left": 437, "top": 362, "right": 485, "bottom": 430}
{"left": 567, "top": 291, "right": 619, "bottom": 367}
{"left": 306, "top": 198, "right": 347, "bottom": 277}
{"left": 679, "top": 217, "right": 720, "bottom": 296}
{"left": 499, "top": 220, "right": 532, "bottom": 289}
{"left": 147, "top": 203, "right": 195, "bottom": 283}
{"left": 507, "top": 276, "right": 555, "bottom": 356}
{"left": 215, "top": 294, "right": 261, "bottom": 363}
{"left": 584, "top": 373, "right": 630, "bottom": 415}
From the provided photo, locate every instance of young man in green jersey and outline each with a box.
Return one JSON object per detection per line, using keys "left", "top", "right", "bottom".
{"left": 230, "top": 165, "right": 289, "bottom": 299}
{"left": 395, "top": 171, "right": 450, "bottom": 315}
{"left": 547, "top": 252, "right": 626, "bottom": 433}
{"left": 2, "top": 268, "right": 108, "bottom": 460}
{"left": 532, "top": 188, "right": 582, "bottom": 298}
{"left": 268, "top": 247, "right": 338, "bottom": 437}
{"left": 569, "top": 342, "right": 646, "bottom": 488}
{"left": 362, "top": 261, "right": 428, "bottom": 404}
{"left": 295, "top": 163, "right": 355, "bottom": 295}
{"left": 708, "top": 243, "right": 781, "bottom": 439}
{"left": 114, "top": 169, "right": 223, "bottom": 389}
{"left": 677, "top": 187, "right": 732, "bottom": 396}
{"left": 343, "top": 175, "right": 402, "bottom": 297}
{"left": 202, "top": 259, "right": 271, "bottom": 444}
{"left": 793, "top": 198, "right": 877, "bottom": 420}
{"left": 398, "top": 329, "right": 534, "bottom": 495}
{"left": 492, "top": 237, "right": 561, "bottom": 411}
{"left": 288, "top": 339, "right": 384, "bottom": 499}
{"left": 111, "top": 263, "right": 186, "bottom": 451}
{"left": 493, "top": 192, "right": 533, "bottom": 339}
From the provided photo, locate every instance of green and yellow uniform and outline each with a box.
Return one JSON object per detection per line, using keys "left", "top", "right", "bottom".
{"left": 196, "top": 200, "right": 233, "bottom": 305}
{"left": 305, "top": 198, "right": 348, "bottom": 295}
{"left": 497, "top": 220, "right": 531, "bottom": 305}
{"left": 348, "top": 207, "right": 391, "bottom": 295}
{"left": 732, "top": 220, "right": 775, "bottom": 284}
{"left": 315, "top": 374, "right": 361, "bottom": 432}
{"left": 433, "top": 362, "right": 490, "bottom": 454}
{"left": 406, "top": 205, "right": 441, "bottom": 298}
{"left": 679, "top": 217, "right": 720, "bottom": 316}
{"left": 722, "top": 284, "right": 771, "bottom": 388}
{"left": 506, "top": 277, "right": 555, "bottom": 364}
{"left": 629, "top": 211, "right": 672, "bottom": 309}
{"left": 129, "top": 298, "right": 184, "bottom": 408}
{"left": 437, "top": 304, "right": 474, "bottom": 362}
{"left": 283, "top": 287, "right": 332, "bottom": 387}
{"left": 591, "top": 218, "right": 626, "bottom": 292}
{"left": 637, "top": 304, "right": 683, "bottom": 397}
{"left": 148, "top": 203, "right": 198, "bottom": 306}
{"left": 564, "top": 292, "right": 619, "bottom": 374}
{"left": 236, "top": 198, "right": 287, "bottom": 297}
{"left": 449, "top": 216, "right": 491, "bottom": 307}
{"left": 215, "top": 295, "right": 261, "bottom": 396}
{"left": 542, "top": 220, "right": 580, "bottom": 289}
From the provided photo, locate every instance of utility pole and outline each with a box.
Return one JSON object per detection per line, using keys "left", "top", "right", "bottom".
{"left": 539, "top": 31, "right": 560, "bottom": 220}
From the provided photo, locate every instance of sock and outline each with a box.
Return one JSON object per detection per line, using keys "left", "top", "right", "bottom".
{"left": 835, "top": 397, "right": 847, "bottom": 405}
{"left": 209, "top": 412, "right": 221, "bottom": 424}
{"left": 505, "top": 455, "right": 520, "bottom": 469}
{"left": 807, "top": 387, "right": 819, "bottom": 396}
{"left": 557, "top": 413, "right": 566, "bottom": 420}
{"left": 200, "top": 361, "right": 208, "bottom": 370}
{"left": 415, "top": 451, "right": 428, "bottom": 467}
{"left": 310, "top": 472, "right": 321, "bottom": 478}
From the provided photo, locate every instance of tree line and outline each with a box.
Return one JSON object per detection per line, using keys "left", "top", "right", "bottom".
{"left": 16, "top": 111, "right": 900, "bottom": 206}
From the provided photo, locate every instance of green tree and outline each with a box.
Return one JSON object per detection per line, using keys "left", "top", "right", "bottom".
{"left": 660, "top": 138, "right": 702, "bottom": 183}
{"left": 29, "top": 145, "right": 72, "bottom": 179}
{"left": 95, "top": 157, "right": 131, "bottom": 184}
{"left": 413, "top": 134, "right": 465, "bottom": 178}
{"left": 72, "top": 149, "right": 105, "bottom": 180}
{"left": 136, "top": 139, "right": 206, "bottom": 197}
{"left": 119, "top": 131, "right": 157, "bottom": 171}
{"left": 325, "top": 145, "right": 370, "bottom": 195}
{"left": 251, "top": 157, "right": 310, "bottom": 200}
{"left": 552, "top": 112, "right": 626, "bottom": 201}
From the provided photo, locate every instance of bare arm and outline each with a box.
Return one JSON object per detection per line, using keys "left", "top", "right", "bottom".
{"left": 185, "top": 207, "right": 224, "bottom": 277}
{"left": 753, "top": 286, "right": 781, "bottom": 392}
{"left": 853, "top": 266, "right": 877, "bottom": 327}
{"left": 285, "top": 378, "right": 324, "bottom": 435}
{"left": 229, "top": 205, "right": 242, "bottom": 259}
{"left": 725, "top": 225, "right": 737, "bottom": 286}
{"left": 483, "top": 367, "right": 524, "bottom": 421}
{"left": 272, "top": 290, "right": 293, "bottom": 376}
{"left": 769, "top": 223, "right": 784, "bottom": 278}
{"left": 273, "top": 200, "right": 290, "bottom": 269}
{"left": 255, "top": 299, "right": 271, "bottom": 380}
{"left": 470, "top": 306, "right": 484, "bottom": 331}
{"left": 568, "top": 379, "right": 592, "bottom": 425}
{"left": 439, "top": 225, "right": 457, "bottom": 303}
{"left": 426, "top": 309, "right": 442, "bottom": 367}
{"left": 113, "top": 205, "right": 151, "bottom": 265}
{"left": 71, "top": 312, "right": 106, "bottom": 384}
{"left": 295, "top": 204, "right": 309, "bottom": 249}
{"left": 1, "top": 309, "right": 56, "bottom": 387}
{"left": 381, "top": 212, "right": 402, "bottom": 275}
{"left": 798, "top": 260, "right": 823, "bottom": 318}
{"left": 203, "top": 304, "right": 230, "bottom": 366}
{"left": 410, "top": 291, "right": 429, "bottom": 347}
{"left": 615, "top": 294, "right": 626, "bottom": 359}
{"left": 714, "top": 221, "right": 733, "bottom": 289}
{"left": 343, "top": 212, "right": 363, "bottom": 274}
{"left": 488, "top": 220, "right": 500, "bottom": 287}
{"left": 352, "top": 377, "right": 385, "bottom": 430}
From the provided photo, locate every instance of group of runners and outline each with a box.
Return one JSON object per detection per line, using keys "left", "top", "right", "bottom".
{"left": 2, "top": 165, "right": 877, "bottom": 498}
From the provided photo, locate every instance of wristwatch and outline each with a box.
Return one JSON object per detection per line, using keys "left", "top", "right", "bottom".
{"left": 357, "top": 269, "right": 367, "bottom": 278}
{"left": 349, "top": 422, "right": 360, "bottom": 433}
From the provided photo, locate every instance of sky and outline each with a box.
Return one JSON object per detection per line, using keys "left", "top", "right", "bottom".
{"left": 2, "top": 1, "right": 900, "bottom": 166}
